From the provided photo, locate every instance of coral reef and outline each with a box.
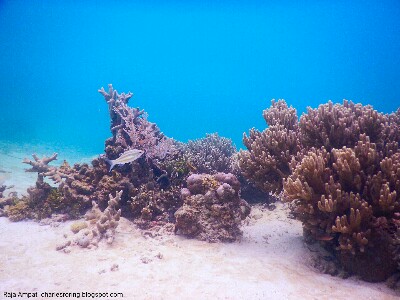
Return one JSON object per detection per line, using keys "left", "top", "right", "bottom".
{"left": 99, "top": 84, "right": 177, "bottom": 162}
{"left": 239, "top": 98, "right": 400, "bottom": 282}
{"left": 184, "top": 133, "right": 236, "bottom": 174}
{"left": 0, "top": 185, "right": 15, "bottom": 216}
{"left": 6, "top": 85, "right": 185, "bottom": 225}
{"left": 130, "top": 185, "right": 182, "bottom": 228}
{"left": 299, "top": 100, "right": 387, "bottom": 150}
{"left": 5, "top": 156, "right": 93, "bottom": 221}
{"left": 238, "top": 100, "right": 302, "bottom": 194}
{"left": 174, "top": 173, "right": 250, "bottom": 242}
{"left": 279, "top": 101, "right": 400, "bottom": 282}
{"left": 57, "top": 191, "right": 122, "bottom": 251}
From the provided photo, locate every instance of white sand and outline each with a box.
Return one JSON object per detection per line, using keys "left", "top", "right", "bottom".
{"left": 0, "top": 146, "right": 399, "bottom": 299}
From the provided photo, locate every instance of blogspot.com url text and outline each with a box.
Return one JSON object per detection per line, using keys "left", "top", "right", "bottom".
{"left": 3, "top": 291, "right": 124, "bottom": 299}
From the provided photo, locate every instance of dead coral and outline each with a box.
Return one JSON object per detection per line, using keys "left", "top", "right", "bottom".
{"left": 57, "top": 191, "right": 122, "bottom": 251}
{"left": 174, "top": 173, "right": 250, "bottom": 242}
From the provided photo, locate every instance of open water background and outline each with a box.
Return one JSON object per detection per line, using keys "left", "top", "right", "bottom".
{"left": 1, "top": 0, "right": 399, "bottom": 155}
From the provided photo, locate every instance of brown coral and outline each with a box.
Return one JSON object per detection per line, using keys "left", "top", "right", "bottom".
{"left": 283, "top": 120, "right": 400, "bottom": 281}
{"left": 238, "top": 99, "right": 301, "bottom": 194}
{"left": 299, "top": 100, "right": 387, "bottom": 151}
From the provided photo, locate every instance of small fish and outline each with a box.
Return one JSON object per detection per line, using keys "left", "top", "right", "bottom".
{"left": 105, "top": 149, "right": 144, "bottom": 172}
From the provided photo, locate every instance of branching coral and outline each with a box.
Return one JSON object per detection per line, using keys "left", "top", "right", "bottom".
{"left": 283, "top": 122, "right": 400, "bottom": 281}
{"left": 239, "top": 97, "right": 400, "bottom": 281}
{"left": 99, "top": 84, "right": 177, "bottom": 163}
{"left": 299, "top": 100, "right": 387, "bottom": 151}
{"left": 183, "top": 133, "right": 236, "bottom": 174}
{"left": 174, "top": 173, "right": 250, "bottom": 242}
{"left": 8, "top": 84, "right": 186, "bottom": 222}
{"left": 239, "top": 100, "right": 301, "bottom": 194}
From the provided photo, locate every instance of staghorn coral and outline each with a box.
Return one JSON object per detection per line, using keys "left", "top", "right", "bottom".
{"left": 184, "top": 133, "right": 236, "bottom": 174}
{"left": 239, "top": 100, "right": 302, "bottom": 194}
{"left": 99, "top": 84, "right": 177, "bottom": 163}
{"left": 86, "top": 190, "right": 122, "bottom": 245}
{"left": 174, "top": 173, "right": 250, "bottom": 242}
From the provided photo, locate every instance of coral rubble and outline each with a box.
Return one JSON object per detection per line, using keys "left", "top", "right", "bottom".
{"left": 57, "top": 191, "right": 122, "bottom": 251}
{"left": 174, "top": 173, "right": 250, "bottom": 242}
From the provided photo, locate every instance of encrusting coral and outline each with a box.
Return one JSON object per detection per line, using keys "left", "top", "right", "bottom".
{"left": 174, "top": 173, "right": 250, "bottom": 242}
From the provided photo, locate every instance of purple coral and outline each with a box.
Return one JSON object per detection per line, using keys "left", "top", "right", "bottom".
{"left": 99, "top": 84, "right": 177, "bottom": 162}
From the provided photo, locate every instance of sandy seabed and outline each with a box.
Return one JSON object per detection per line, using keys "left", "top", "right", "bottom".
{"left": 0, "top": 145, "right": 399, "bottom": 300}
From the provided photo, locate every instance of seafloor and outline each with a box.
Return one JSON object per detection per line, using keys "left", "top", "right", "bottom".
{"left": 0, "top": 144, "right": 398, "bottom": 300}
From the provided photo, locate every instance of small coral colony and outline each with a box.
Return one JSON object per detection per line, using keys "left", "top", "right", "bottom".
{"left": 1, "top": 84, "right": 400, "bottom": 284}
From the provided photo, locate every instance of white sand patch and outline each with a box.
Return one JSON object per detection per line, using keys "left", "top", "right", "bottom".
{"left": 0, "top": 203, "right": 398, "bottom": 300}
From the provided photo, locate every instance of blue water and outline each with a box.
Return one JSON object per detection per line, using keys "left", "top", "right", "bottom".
{"left": 1, "top": 0, "right": 399, "bottom": 155}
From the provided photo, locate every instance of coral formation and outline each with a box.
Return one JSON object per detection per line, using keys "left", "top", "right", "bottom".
{"left": 174, "top": 173, "right": 250, "bottom": 242}
{"left": 0, "top": 185, "right": 15, "bottom": 216}
{"left": 238, "top": 100, "right": 301, "bottom": 194}
{"left": 184, "top": 133, "right": 236, "bottom": 174}
{"left": 240, "top": 98, "right": 400, "bottom": 282}
{"left": 7, "top": 85, "right": 185, "bottom": 225}
{"left": 6, "top": 157, "right": 92, "bottom": 221}
{"left": 298, "top": 100, "right": 387, "bottom": 151}
{"left": 57, "top": 191, "right": 122, "bottom": 251}
{"left": 240, "top": 99, "right": 400, "bottom": 282}
{"left": 99, "top": 84, "right": 177, "bottom": 162}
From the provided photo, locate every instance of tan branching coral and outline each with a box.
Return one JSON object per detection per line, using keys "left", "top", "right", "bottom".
{"left": 263, "top": 99, "right": 298, "bottom": 130}
{"left": 239, "top": 99, "right": 301, "bottom": 194}
{"left": 282, "top": 104, "right": 400, "bottom": 281}
{"left": 299, "top": 100, "right": 387, "bottom": 151}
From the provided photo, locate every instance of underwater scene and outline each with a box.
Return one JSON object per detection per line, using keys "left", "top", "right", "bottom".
{"left": 1, "top": 0, "right": 400, "bottom": 299}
